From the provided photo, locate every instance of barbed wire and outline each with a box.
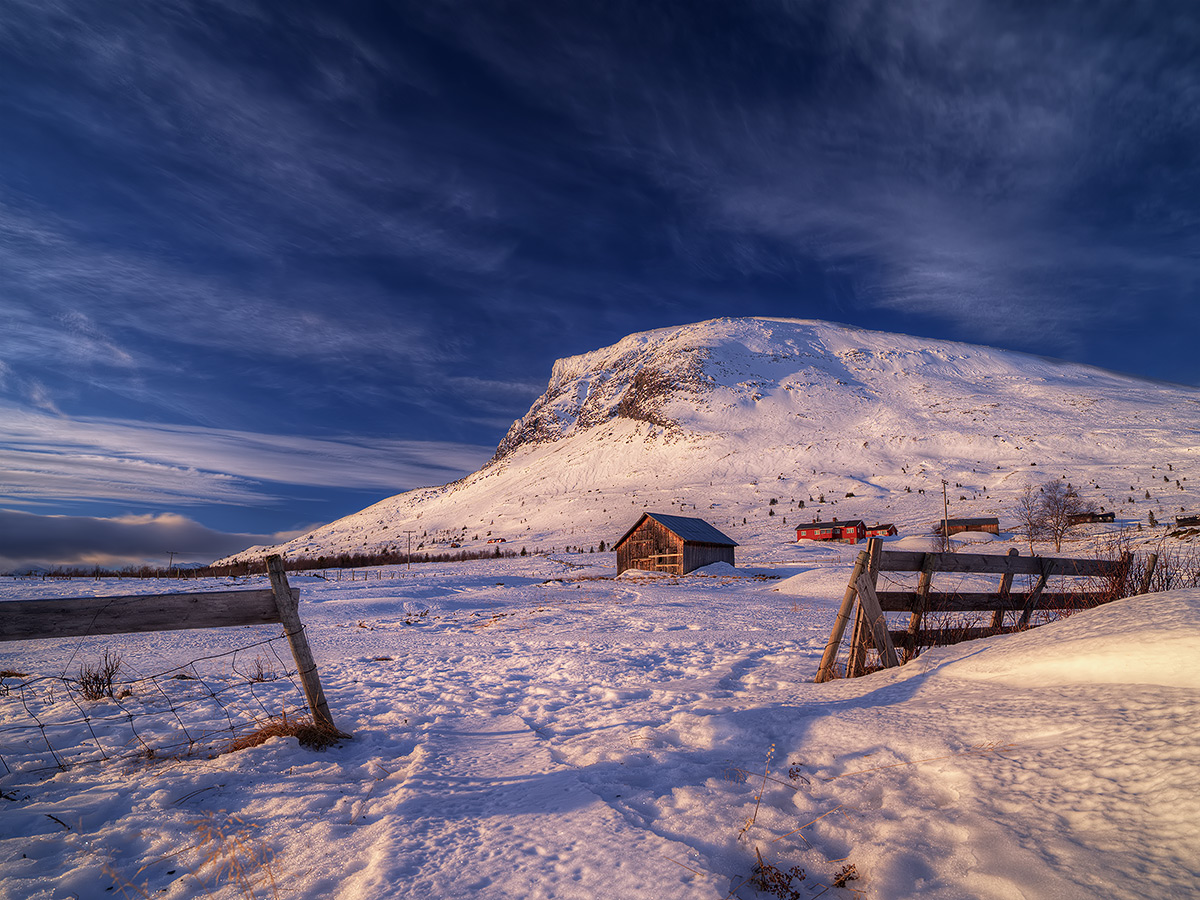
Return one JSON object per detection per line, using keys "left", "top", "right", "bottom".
{"left": 0, "top": 631, "right": 311, "bottom": 783}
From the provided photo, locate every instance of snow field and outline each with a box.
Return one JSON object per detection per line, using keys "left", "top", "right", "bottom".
{"left": 2, "top": 552, "right": 1199, "bottom": 899}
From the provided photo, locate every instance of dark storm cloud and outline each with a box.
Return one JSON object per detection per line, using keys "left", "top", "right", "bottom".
{"left": 0, "top": 507, "right": 290, "bottom": 570}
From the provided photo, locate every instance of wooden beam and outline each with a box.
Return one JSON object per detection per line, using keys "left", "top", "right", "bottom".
{"left": 0, "top": 590, "right": 280, "bottom": 643}
{"left": 877, "top": 551, "right": 1119, "bottom": 578}
{"left": 267, "top": 556, "right": 336, "bottom": 731}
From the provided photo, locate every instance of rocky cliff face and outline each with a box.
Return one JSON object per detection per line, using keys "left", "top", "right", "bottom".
{"left": 488, "top": 325, "right": 714, "bottom": 462}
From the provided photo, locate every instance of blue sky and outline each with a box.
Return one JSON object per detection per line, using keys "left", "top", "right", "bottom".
{"left": 2, "top": 0, "right": 1198, "bottom": 568}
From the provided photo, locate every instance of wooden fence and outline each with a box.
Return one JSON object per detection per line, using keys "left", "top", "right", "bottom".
{"left": 0, "top": 555, "right": 336, "bottom": 730}
{"left": 816, "top": 539, "right": 1152, "bottom": 682}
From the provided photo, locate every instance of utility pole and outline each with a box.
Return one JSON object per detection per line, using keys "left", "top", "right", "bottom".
{"left": 167, "top": 550, "right": 178, "bottom": 576}
{"left": 403, "top": 530, "right": 417, "bottom": 570}
{"left": 941, "top": 480, "right": 950, "bottom": 550}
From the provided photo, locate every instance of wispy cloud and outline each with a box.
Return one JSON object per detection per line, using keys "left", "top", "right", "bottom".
{"left": 0, "top": 403, "right": 494, "bottom": 508}
{"left": 420, "top": 0, "right": 1200, "bottom": 356}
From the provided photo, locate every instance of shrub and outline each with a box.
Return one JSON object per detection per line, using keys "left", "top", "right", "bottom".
{"left": 77, "top": 651, "right": 123, "bottom": 701}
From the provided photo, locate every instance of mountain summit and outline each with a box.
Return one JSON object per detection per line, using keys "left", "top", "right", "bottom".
{"left": 220, "top": 318, "right": 1199, "bottom": 564}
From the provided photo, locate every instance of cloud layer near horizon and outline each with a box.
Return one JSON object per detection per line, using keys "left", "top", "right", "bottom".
{"left": 0, "top": 507, "right": 301, "bottom": 571}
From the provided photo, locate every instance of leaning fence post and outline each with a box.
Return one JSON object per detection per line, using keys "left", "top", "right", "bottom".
{"left": 846, "top": 538, "right": 884, "bottom": 677}
{"left": 815, "top": 549, "right": 870, "bottom": 683}
{"left": 267, "top": 555, "right": 336, "bottom": 731}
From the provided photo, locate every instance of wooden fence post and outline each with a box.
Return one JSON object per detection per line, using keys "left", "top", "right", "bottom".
{"left": 991, "top": 548, "right": 1020, "bottom": 629}
{"left": 815, "top": 549, "right": 869, "bottom": 683}
{"left": 1017, "top": 558, "right": 1050, "bottom": 628}
{"left": 1138, "top": 553, "right": 1158, "bottom": 595}
{"left": 267, "top": 555, "right": 336, "bottom": 731}
{"left": 906, "top": 552, "right": 937, "bottom": 654}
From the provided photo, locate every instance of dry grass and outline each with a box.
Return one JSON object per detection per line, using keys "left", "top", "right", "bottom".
{"left": 219, "top": 710, "right": 350, "bottom": 755}
{"left": 105, "top": 812, "right": 281, "bottom": 899}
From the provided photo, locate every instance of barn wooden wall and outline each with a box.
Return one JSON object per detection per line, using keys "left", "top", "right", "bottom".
{"left": 616, "top": 518, "right": 735, "bottom": 575}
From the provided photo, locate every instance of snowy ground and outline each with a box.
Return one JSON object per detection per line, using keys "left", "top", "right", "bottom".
{"left": 2, "top": 547, "right": 1198, "bottom": 900}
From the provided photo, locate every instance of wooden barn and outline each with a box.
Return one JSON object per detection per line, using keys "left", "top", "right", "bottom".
{"left": 795, "top": 519, "right": 867, "bottom": 544}
{"left": 933, "top": 516, "right": 1000, "bottom": 536}
{"left": 865, "top": 523, "right": 898, "bottom": 538}
{"left": 614, "top": 513, "right": 737, "bottom": 575}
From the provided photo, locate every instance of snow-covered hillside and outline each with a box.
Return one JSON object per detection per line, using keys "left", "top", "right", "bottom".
{"left": 220, "top": 317, "right": 1200, "bottom": 564}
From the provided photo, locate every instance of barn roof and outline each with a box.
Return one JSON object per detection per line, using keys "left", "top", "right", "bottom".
{"left": 615, "top": 513, "right": 738, "bottom": 548}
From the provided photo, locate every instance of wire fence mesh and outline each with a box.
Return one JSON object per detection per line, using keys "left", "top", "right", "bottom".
{"left": 0, "top": 630, "right": 311, "bottom": 782}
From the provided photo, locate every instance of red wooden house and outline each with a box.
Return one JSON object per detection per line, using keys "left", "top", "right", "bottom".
{"left": 865, "top": 523, "right": 898, "bottom": 538}
{"left": 795, "top": 522, "right": 838, "bottom": 542}
{"left": 795, "top": 520, "right": 867, "bottom": 544}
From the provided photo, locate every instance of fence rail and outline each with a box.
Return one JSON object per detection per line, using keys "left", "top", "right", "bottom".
{"left": 816, "top": 540, "right": 1146, "bottom": 682}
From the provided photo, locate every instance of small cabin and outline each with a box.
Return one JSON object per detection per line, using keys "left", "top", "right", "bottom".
{"left": 1176, "top": 514, "right": 1200, "bottom": 528}
{"left": 1068, "top": 511, "right": 1116, "bottom": 526}
{"left": 614, "top": 513, "right": 737, "bottom": 575}
{"left": 796, "top": 519, "right": 867, "bottom": 545}
{"left": 865, "top": 523, "right": 898, "bottom": 538}
{"left": 933, "top": 517, "right": 1000, "bottom": 537}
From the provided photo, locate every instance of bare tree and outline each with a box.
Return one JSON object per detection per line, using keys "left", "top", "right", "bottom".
{"left": 1014, "top": 483, "right": 1046, "bottom": 552}
{"left": 1041, "top": 480, "right": 1096, "bottom": 552}
{"left": 1015, "top": 479, "right": 1096, "bottom": 552}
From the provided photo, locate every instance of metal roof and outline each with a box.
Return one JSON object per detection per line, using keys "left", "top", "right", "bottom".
{"left": 615, "top": 512, "right": 738, "bottom": 547}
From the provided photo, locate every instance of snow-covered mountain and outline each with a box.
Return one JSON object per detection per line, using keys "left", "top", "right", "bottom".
{"left": 219, "top": 317, "right": 1200, "bottom": 563}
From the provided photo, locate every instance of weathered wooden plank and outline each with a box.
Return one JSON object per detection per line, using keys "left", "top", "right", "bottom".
{"left": 855, "top": 569, "right": 899, "bottom": 669}
{"left": 267, "top": 555, "right": 336, "bottom": 731}
{"left": 0, "top": 590, "right": 280, "bottom": 642}
{"left": 875, "top": 591, "right": 1115, "bottom": 613}
{"left": 877, "top": 551, "right": 1119, "bottom": 577}
{"left": 889, "top": 627, "right": 1019, "bottom": 648}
